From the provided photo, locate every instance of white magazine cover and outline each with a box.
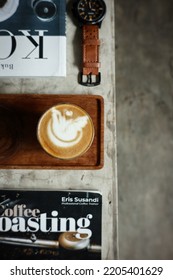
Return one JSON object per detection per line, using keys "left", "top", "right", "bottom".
{"left": 0, "top": 0, "right": 66, "bottom": 76}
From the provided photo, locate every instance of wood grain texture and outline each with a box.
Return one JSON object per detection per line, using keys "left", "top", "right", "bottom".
{"left": 0, "top": 94, "right": 104, "bottom": 169}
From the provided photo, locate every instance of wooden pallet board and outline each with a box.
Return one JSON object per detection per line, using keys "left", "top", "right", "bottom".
{"left": 0, "top": 94, "right": 104, "bottom": 169}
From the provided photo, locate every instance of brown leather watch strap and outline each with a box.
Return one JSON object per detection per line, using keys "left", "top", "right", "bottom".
{"left": 82, "top": 25, "right": 101, "bottom": 76}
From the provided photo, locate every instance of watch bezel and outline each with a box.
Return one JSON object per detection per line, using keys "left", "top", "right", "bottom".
{"left": 73, "top": 0, "right": 106, "bottom": 26}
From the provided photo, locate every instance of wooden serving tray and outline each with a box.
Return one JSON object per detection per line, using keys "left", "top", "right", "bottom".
{"left": 0, "top": 94, "right": 104, "bottom": 169}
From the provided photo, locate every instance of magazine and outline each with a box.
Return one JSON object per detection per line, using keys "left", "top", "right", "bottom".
{"left": 0, "top": 189, "right": 102, "bottom": 260}
{"left": 0, "top": 0, "right": 66, "bottom": 76}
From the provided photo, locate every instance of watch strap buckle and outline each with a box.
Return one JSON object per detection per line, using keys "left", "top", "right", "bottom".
{"left": 79, "top": 72, "right": 101, "bottom": 86}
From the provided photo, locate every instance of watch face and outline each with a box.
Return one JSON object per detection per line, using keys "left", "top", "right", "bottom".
{"left": 76, "top": 0, "right": 106, "bottom": 24}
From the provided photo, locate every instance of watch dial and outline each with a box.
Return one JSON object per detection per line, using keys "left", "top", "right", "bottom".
{"left": 77, "top": 0, "right": 106, "bottom": 24}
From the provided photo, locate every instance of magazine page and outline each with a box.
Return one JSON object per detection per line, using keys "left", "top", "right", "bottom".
{"left": 0, "top": 0, "right": 66, "bottom": 76}
{"left": 0, "top": 189, "right": 102, "bottom": 260}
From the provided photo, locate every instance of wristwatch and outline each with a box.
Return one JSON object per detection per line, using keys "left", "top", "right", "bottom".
{"left": 73, "top": 0, "right": 106, "bottom": 86}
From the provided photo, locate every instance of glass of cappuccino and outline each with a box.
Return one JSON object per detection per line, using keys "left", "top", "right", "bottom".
{"left": 37, "top": 104, "right": 95, "bottom": 160}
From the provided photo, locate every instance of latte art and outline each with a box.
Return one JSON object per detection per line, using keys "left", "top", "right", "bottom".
{"left": 59, "top": 232, "right": 90, "bottom": 251}
{"left": 48, "top": 109, "right": 89, "bottom": 148}
{"left": 37, "top": 104, "right": 94, "bottom": 159}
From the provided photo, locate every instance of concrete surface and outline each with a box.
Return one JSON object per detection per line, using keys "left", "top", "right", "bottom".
{"left": 0, "top": 0, "right": 117, "bottom": 259}
{"left": 116, "top": 0, "right": 173, "bottom": 259}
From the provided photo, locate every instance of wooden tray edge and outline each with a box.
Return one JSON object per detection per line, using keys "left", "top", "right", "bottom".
{"left": 0, "top": 94, "right": 104, "bottom": 170}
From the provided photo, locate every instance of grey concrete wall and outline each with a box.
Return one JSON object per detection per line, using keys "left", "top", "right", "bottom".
{"left": 116, "top": 0, "right": 173, "bottom": 259}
